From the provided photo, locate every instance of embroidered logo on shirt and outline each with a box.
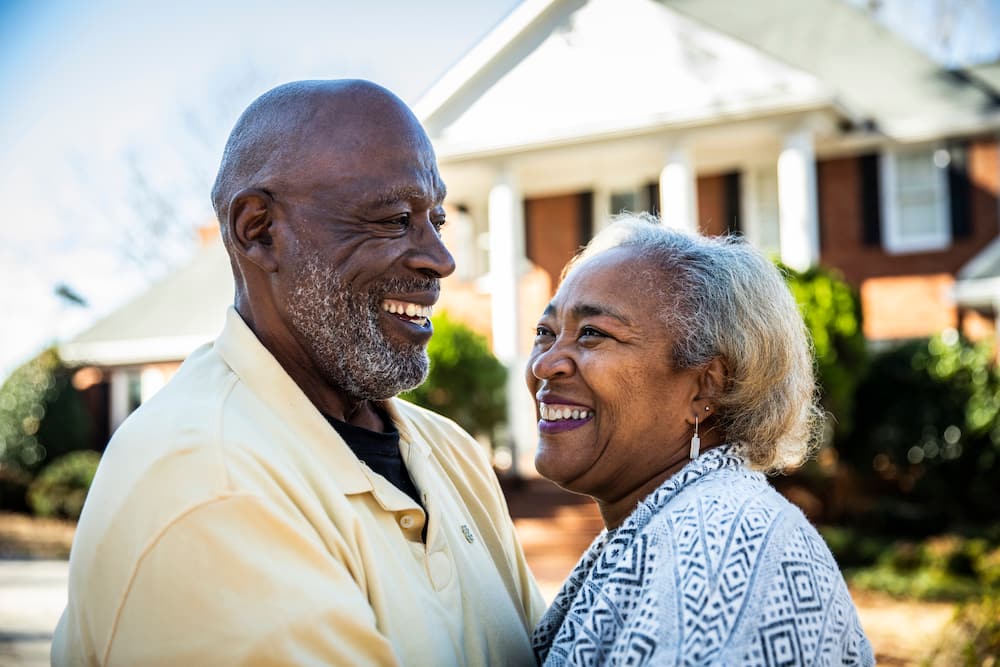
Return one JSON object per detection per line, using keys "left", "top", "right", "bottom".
{"left": 461, "top": 524, "right": 475, "bottom": 544}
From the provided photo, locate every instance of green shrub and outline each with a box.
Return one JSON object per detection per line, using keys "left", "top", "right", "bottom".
{"left": 843, "top": 333, "right": 1000, "bottom": 529}
{"left": 927, "top": 593, "right": 1000, "bottom": 665}
{"left": 0, "top": 348, "right": 93, "bottom": 484}
{"left": 779, "top": 263, "right": 867, "bottom": 441}
{"left": 845, "top": 532, "right": 1000, "bottom": 602}
{"left": 402, "top": 312, "right": 507, "bottom": 442}
{"left": 27, "top": 450, "right": 101, "bottom": 519}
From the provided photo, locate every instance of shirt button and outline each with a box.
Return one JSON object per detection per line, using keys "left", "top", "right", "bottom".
{"left": 399, "top": 515, "right": 416, "bottom": 529}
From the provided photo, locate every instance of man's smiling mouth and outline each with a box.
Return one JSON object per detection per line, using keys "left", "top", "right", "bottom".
{"left": 382, "top": 299, "right": 432, "bottom": 327}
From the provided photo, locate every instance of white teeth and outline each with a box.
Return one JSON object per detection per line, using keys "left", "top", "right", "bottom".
{"left": 382, "top": 300, "right": 433, "bottom": 319}
{"left": 539, "top": 404, "right": 592, "bottom": 421}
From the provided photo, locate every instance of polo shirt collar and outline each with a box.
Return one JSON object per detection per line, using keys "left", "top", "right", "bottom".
{"left": 214, "top": 307, "right": 372, "bottom": 495}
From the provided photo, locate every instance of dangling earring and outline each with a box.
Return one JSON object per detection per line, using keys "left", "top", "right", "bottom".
{"left": 689, "top": 416, "right": 700, "bottom": 460}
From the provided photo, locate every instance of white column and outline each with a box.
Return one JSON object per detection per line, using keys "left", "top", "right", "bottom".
{"left": 488, "top": 171, "right": 522, "bottom": 364}
{"left": 140, "top": 367, "right": 166, "bottom": 403}
{"left": 777, "top": 131, "right": 820, "bottom": 271}
{"left": 109, "top": 368, "right": 130, "bottom": 433}
{"left": 659, "top": 148, "right": 698, "bottom": 232}
{"left": 592, "top": 185, "right": 612, "bottom": 235}
{"left": 488, "top": 170, "right": 535, "bottom": 477}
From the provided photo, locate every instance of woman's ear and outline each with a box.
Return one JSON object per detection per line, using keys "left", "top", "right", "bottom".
{"left": 228, "top": 188, "right": 278, "bottom": 273}
{"left": 695, "top": 357, "right": 727, "bottom": 413}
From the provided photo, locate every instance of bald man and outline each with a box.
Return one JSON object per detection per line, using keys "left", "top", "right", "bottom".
{"left": 52, "top": 80, "right": 545, "bottom": 666}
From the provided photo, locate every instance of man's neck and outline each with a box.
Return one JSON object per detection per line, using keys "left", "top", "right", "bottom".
{"left": 236, "top": 299, "right": 389, "bottom": 432}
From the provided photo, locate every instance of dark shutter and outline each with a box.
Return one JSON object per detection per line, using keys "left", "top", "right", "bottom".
{"left": 646, "top": 182, "right": 660, "bottom": 216}
{"left": 948, "top": 142, "right": 972, "bottom": 239}
{"left": 723, "top": 171, "right": 742, "bottom": 234}
{"left": 859, "top": 153, "right": 881, "bottom": 246}
{"left": 578, "top": 191, "right": 594, "bottom": 244}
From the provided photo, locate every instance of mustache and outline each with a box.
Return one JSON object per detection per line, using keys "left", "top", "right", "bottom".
{"left": 372, "top": 276, "right": 440, "bottom": 299}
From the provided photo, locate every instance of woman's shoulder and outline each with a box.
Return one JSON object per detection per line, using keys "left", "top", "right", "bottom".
{"left": 643, "top": 462, "right": 816, "bottom": 544}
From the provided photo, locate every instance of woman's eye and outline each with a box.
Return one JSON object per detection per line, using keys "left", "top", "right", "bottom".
{"left": 432, "top": 216, "right": 447, "bottom": 232}
{"left": 580, "top": 326, "right": 605, "bottom": 339}
{"left": 535, "top": 326, "right": 553, "bottom": 338}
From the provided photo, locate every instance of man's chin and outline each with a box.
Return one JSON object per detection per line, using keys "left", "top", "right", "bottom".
{"left": 343, "top": 352, "right": 429, "bottom": 401}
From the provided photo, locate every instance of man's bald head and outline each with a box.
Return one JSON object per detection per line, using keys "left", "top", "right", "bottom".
{"left": 210, "top": 79, "right": 428, "bottom": 230}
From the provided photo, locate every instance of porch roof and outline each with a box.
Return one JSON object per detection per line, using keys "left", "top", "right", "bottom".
{"left": 417, "top": 0, "right": 836, "bottom": 161}
{"left": 60, "top": 240, "right": 234, "bottom": 367}
{"left": 417, "top": 0, "right": 1000, "bottom": 164}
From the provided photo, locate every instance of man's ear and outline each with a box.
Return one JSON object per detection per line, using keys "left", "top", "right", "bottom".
{"left": 228, "top": 188, "right": 278, "bottom": 273}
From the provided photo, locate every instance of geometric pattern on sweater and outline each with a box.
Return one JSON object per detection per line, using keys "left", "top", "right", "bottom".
{"left": 532, "top": 445, "right": 875, "bottom": 666}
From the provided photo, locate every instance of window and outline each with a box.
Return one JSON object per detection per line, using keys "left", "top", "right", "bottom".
{"left": 881, "top": 147, "right": 951, "bottom": 254}
{"left": 609, "top": 191, "right": 639, "bottom": 216}
{"left": 742, "top": 166, "right": 781, "bottom": 257}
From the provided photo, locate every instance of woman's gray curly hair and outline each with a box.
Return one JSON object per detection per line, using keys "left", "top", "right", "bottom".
{"left": 564, "top": 213, "right": 824, "bottom": 472}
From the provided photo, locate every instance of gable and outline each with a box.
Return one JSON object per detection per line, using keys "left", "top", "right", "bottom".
{"left": 422, "top": 0, "right": 830, "bottom": 157}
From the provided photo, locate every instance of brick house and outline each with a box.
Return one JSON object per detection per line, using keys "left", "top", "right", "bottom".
{"left": 62, "top": 0, "right": 1000, "bottom": 465}
{"left": 60, "top": 231, "right": 232, "bottom": 443}
{"left": 417, "top": 0, "right": 1000, "bottom": 467}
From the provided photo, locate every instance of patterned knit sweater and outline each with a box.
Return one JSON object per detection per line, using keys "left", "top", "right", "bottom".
{"left": 532, "top": 446, "right": 874, "bottom": 666}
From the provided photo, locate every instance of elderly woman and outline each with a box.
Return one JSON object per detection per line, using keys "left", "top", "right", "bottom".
{"left": 528, "top": 214, "right": 873, "bottom": 666}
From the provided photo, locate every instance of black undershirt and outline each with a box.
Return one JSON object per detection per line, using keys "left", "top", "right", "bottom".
{"left": 325, "top": 408, "right": 425, "bottom": 512}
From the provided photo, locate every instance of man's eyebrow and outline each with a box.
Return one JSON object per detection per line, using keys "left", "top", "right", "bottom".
{"left": 369, "top": 184, "right": 447, "bottom": 209}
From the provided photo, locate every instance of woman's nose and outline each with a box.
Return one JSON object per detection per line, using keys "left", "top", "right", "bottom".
{"left": 529, "top": 341, "right": 574, "bottom": 380}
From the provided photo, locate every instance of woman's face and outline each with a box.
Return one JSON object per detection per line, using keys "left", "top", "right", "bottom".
{"left": 526, "top": 247, "right": 703, "bottom": 520}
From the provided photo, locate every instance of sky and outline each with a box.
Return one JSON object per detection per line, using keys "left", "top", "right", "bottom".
{"left": 0, "top": 0, "right": 998, "bottom": 381}
{"left": 0, "top": 0, "right": 522, "bottom": 379}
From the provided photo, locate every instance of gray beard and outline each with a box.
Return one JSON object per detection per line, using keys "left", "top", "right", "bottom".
{"left": 287, "top": 255, "right": 434, "bottom": 401}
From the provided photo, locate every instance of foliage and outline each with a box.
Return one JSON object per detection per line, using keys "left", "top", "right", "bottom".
{"left": 402, "top": 312, "right": 507, "bottom": 441}
{"left": 926, "top": 593, "right": 1000, "bottom": 666}
{"left": 838, "top": 531, "right": 1000, "bottom": 602}
{"left": 26, "top": 450, "right": 101, "bottom": 520}
{"left": 842, "top": 332, "right": 1000, "bottom": 530}
{"left": 0, "top": 348, "right": 92, "bottom": 480}
{"left": 779, "top": 263, "right": 867, "bottom": 440}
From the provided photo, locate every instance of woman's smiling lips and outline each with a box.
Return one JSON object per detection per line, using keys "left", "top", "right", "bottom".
{"left": 536, "top": 398, "right": 595, "bottom": 434}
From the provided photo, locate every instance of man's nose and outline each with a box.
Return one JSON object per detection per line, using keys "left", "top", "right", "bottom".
{"left": 407, "top": 216, "right": 456, "bottom": 278}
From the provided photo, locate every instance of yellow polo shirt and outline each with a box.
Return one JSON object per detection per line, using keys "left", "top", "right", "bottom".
{"left": 52, "top": 308, "right": 545, "bottom": 666}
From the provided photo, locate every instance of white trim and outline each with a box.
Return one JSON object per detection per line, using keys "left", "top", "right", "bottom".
{"left": 953, "top": 276, "right": 1000, "bottom": 310}
{"left": 59, "top": 335, "right": 213, "bottom": 366}
{"left": 414, "top": 0, "right": 562, "bottom": 121}
{"left": 434, "top": 95, "right": 836, "bottom": 163}
{"left": 958, "top": 236, "right": 1000, "bottom": 280}
{"left": 880, "top": 146, "right": 951, "bottom": 255}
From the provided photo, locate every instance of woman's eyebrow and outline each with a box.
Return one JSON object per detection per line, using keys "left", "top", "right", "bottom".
{"left": 573, "top": 303, "right": 632, "bottom": 325}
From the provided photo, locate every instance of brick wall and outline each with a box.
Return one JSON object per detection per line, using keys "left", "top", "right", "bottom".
{"left": 818, "top": 138, "right": 999, "bottom": 340}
